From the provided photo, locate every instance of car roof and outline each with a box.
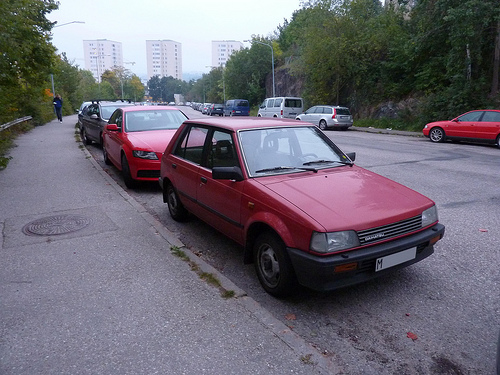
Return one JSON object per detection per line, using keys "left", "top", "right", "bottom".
{"left": 182, "top": 117, "right": 314, "bottom": 132}
{"left": 120, "top": 105, "right": 181, "bottom": 112}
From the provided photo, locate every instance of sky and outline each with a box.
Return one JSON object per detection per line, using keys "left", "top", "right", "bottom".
{"left": 48, "top": 0, "right": 304, "bottom": 80}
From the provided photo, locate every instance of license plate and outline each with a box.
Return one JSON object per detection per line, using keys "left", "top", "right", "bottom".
{"left": 236, "top": 111, "right": 241, "bottom": 113}
{"left": 375, "top": 248, "right": 416, "bottom": 272}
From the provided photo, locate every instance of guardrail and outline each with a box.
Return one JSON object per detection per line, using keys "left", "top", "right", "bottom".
{"left": 0, "top": 116, "right": 33, "bottom": 132}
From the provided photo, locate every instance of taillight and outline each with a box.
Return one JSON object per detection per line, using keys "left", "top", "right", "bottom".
{"left": 281, "top": 110, "right": 283, "bottom": 116}
{"left": 332, "top": 108, "right": 336, "bottom": 119}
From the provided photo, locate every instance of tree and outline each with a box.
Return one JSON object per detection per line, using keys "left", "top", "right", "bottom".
{"left": 0, "top": 0, "right": 58, "bottom": 123}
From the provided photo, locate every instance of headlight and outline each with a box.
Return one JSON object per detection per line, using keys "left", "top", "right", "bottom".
{"left": 422, "top": 205, "right": 438, "bottom": 227}
{"left": 133, "top": 150, "right": 158, "bottom": 160}
{"left": 310, "top": 231, "right": 360, "bottom": 254}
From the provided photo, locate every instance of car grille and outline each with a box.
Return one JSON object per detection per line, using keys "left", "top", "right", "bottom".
{"left": 357, "top": 215, "right": 422, "bottom": 246}
{"left": 137, "top": 170, "right": 160, "bottom": 178}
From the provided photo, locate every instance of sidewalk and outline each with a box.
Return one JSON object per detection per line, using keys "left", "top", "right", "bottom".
{"left": 0, "top": 115, "right": 337, "bottom": 374}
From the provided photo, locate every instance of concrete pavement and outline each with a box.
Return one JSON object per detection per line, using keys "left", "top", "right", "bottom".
{"left": 0, "top": 115, "right": 337, "bottom": 374}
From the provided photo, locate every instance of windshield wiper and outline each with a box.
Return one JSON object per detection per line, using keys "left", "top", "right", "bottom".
{"left": 255, "top": 166, "right": 318, "bottom": 174}
{"left": 303, "top": 159, "right": 353, "bottom": 167}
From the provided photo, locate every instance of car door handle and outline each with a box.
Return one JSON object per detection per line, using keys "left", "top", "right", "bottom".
{"left": 200, "top": 177, "right": 207, "bottom": 184}
{"left": 171, "top": 163, "right": 177, "bottom": 169}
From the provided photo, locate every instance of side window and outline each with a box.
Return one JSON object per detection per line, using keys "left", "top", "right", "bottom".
{"left": 274, "top": 98, "right": 283, "bottom": 107}
{"left": 260, "top": 99, "right": 267, "bottom": 108}
{"left": 458, "top": 111, "right": 483, "bottom": 122}
{"left": 267, "top": 99, "right": 275, "bottom": 108}
{"left": 323, "top": 107, "right": 333, "bottom": 114}
{"left": 481, "top": 111, "right": 500, "bottom": 122}
{"left": 174, "top": 126, "right": 209, "bottom": 165}
{"left": 108, "top": 110, "right": 122, "bottom": 128}
{"left": 87, "top": 105, "right": 97, "bottom": 116}
{"left": 208, "top": 131, "right": 238, "bottom": 169}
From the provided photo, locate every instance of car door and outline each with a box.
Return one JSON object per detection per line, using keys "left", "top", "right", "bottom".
{"left": 477, "top": 110, "right": 500, "bottom": 140}
{"left": 196, "top": 129, "right": 243, "bottom": 243}
{"left": 169, "top": 125, "right": 210, "bottom": 214}
{"left": 448, "top": 111, "right": 484, "bottom": 139}
{"left": 302, "top": 106, "right": 319, "bottom": 124}
{"left": 104, "top": 109, "right": 125, "bottom": 167}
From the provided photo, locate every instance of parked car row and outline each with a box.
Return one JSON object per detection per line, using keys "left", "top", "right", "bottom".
{"left": 191, "top": 99, "right": 251, "bottom": 117}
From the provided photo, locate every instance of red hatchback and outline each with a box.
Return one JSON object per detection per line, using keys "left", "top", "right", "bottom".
{"left": 423, "top": 109, "right": 500, "bottom": 147}
{"left": 159, "top": 118, "right": 445, "bottom": 296}
{"left": 102, "top": 106, "right": 188, "bottom": 188}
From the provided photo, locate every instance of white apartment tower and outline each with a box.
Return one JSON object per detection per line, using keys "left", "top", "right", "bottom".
{"left": 83, "top": 39, "right": 123, "bottom": 82}
{"left": 146, "top": 40, "right": 182, "bottom": 80}
{"left": 211, "top": 40, "right": 244, "bottom": 68}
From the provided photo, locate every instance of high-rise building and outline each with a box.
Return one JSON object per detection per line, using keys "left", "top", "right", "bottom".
{"left": 83, "top": 39, "right": 123, "bottom": 82}
{"left": 211, "top": 40, "right": 244, "bottom": 68}
{"left": 146, "top": 40, "right": 182, "bottom": 80}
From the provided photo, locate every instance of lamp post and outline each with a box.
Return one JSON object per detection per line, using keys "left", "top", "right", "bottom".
{"left": 53, "top": 21, "right": 85, "bottom": 28}
{"left": 244, "top": 39, "right": 275, "bottom": 97}
{"left": 50, "top": 21, "right": 85, "bottom": 97}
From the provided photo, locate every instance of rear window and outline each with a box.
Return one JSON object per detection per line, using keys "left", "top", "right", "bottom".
{"left": 285, "top": 99, "right": 302, "bottom": 108}
{"left": 235, "top": 100, "right": 249, "bottom": 107}
{"left": 335, "top": 108, "right": 351, "bottom": 116}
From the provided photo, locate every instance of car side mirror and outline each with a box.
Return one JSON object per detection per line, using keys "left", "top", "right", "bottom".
{"left": 105, "top": 123, "right": 120, "bottom": 131}
{"left": 212, "top": 166, "right": 244, "bottom": 181}
{"left": 346, "top": 152, "right": 356, "bottom": 161}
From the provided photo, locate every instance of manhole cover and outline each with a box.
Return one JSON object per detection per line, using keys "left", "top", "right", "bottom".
{"left": 22, "top": 215, "right": 92, "bottom": 236}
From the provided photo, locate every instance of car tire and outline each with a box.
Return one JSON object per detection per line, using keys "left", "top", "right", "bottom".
{"left": 81, "top": 128, "right": 92, "bottom": 145}
{"left": 429, "top": 127, "right": 445, "bottom": 143}
{"left": 496, "top": 135, "right": 500, "bottom": 149}
{"left": 102, "top": 143, "right": 112, "bottom": 165}
{"left": 254, "top": 232, "right": 297, "bottom": 297}
{"left": 319, "top": 120, "right": 327, "bottom": 130}
{"left": 166, "top": 183, "right": 189, "bottom": 222}
{"left": 121, "top": 153, "right": 136, "bottom": 188}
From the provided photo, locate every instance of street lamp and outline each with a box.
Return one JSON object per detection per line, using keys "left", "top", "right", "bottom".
{"left": 50, "top": 21, "right": 85, "bottom": 96}
{"left": 53, "top": 21, "right": 85, "bottom": 28}
{"left": 244, "top": 39, "right": 275, "bottom": 97}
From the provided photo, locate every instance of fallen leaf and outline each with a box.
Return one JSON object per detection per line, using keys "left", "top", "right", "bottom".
{"left": 479, "top": 228, "right": 488, "bottom": 232}
{"left": 285, "top": 313, "right": 296, "bottom": 321}
{"left": 407, "top": 332, "right": 418, "bottom": 341}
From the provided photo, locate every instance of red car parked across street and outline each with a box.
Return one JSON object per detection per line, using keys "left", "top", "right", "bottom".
{"left": 423, "top": 109, "right": 500, "bottom": 148}
{"left": 159, "top": 117, "right": 445, "bottom": 297}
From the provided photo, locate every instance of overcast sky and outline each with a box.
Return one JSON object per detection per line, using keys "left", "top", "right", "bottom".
{"left": 48, "top": 0, "right": 303, "bottom": 80}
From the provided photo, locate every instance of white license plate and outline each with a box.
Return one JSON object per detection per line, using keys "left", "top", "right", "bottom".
{"left": 375, "top": 247, "right": 416, "bottom": 272}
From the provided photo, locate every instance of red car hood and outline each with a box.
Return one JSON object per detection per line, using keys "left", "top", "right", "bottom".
{"left": 257, "top": 166, "right": 433, "bottom": 232}
{"left": 127, "top": 129, "right": 177, "bottom": 154}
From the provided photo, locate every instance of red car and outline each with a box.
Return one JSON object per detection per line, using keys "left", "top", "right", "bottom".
{"left": 102, "top": 106, "right": 188, "bottom": 188}
{"left": 423, "top": 109, "right": 500, "bottom": 147}
{"left": 159, "top": 118, "right": 445, "bottom": 296}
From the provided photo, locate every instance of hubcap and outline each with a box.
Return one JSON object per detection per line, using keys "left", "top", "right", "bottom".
{"left": 259, "top": 245, "right": 280, "bottom": 287}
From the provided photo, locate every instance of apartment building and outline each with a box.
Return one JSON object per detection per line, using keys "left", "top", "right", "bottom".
{"left": 83, "top": 39, "right": 123, "bottom": 82}
{"left": 146, "top": 40, "right": 182, "bottom": 80}
{"left": 211, "top": 40, "right": 244, "bottom": 68}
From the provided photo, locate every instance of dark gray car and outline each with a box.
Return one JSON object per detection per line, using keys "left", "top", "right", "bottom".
{"left": 79, "top": 100, "right": 135, "bottom": 145}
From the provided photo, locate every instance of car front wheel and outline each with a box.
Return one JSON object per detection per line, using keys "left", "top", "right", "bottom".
{"left": 121, "top": 154, "right": 136, "bottom": 188}
{"left": 166, "top": 184, "right": 189, "bottom": 221}
{"left": 429, "top": 127, "right": 445, "bottom": 143}
{"left": 254, "top": 232, "right": 297, "bottom": 297}
{"left": 102, "top": 143, "right": 112, "bottom": 165}
{"left": 81, "top": 128, "right": 92, "bottom": 145}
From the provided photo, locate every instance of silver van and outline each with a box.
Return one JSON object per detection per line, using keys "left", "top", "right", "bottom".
{"left": 257, "top": 97, "right": 303, "bottom": 119}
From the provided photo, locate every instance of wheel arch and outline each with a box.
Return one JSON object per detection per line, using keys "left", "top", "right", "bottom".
{"left": 243, "top": 220, "right": 292, "bottom": 265}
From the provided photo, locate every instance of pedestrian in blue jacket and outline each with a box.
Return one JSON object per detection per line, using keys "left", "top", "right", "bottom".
{"left": 53, "top": 94, "right": 63, "bottom": 122}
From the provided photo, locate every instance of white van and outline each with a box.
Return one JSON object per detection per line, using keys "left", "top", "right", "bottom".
{"left": 257, "top": 97, "right": 303, "bottom": 119}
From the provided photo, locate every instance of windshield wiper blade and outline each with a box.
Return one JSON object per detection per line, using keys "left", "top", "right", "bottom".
{"left": 303, "top": 159, "right": 354, "bottom": 167}
{"left": 255, "top": 166, "right": 318, "bottom": 174}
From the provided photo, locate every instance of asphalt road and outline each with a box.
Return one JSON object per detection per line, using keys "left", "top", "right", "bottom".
{"left": 85, "top": 107, "right": 500, "bottom": 374}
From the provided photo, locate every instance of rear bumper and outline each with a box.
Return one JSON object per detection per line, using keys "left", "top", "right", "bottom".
{"left": 287, "top": 223, "right": 445, "bottom": 292}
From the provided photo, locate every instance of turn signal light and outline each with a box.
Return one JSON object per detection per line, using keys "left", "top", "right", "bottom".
{"left": 334, "top": 263, "right": 358, "bottom": 273}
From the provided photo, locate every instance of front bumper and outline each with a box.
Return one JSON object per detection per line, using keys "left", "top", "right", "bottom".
{"left": 287, "top": 223, "right": 445, "bottom": 292}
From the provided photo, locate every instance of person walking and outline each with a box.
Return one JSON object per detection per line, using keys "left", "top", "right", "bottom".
{"left": 53, "top": 94, "right": 63, "bottom": 122}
